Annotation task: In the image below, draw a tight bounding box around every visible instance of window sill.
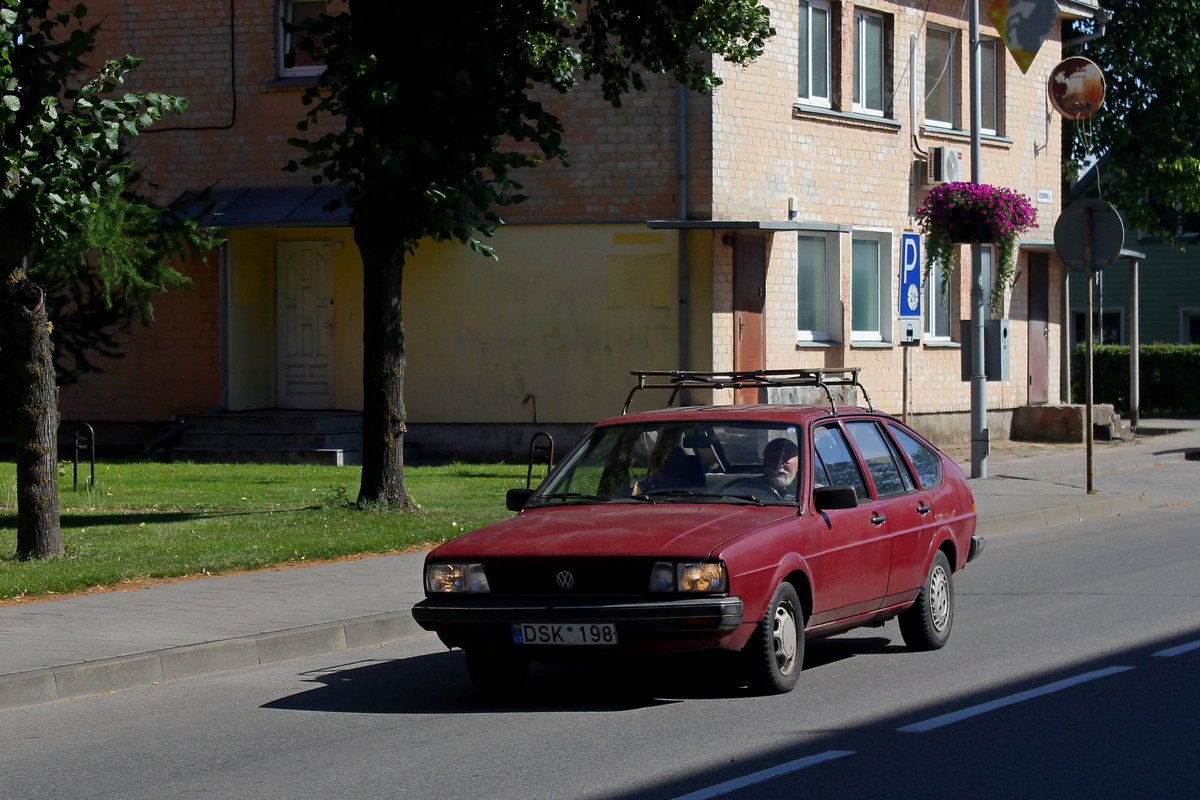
[264,76,321,92]
[919,124,1013,147]
[793,104,903,131]
[849,340,895,349]
[795,339,841,348]
[923,339,961,348]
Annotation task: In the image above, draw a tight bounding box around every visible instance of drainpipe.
[677,81,690,374]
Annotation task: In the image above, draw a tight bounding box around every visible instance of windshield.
[532,421,801,506]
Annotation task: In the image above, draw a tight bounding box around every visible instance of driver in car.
[761,437,800,501]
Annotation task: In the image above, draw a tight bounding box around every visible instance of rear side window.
[812,425,870,501]
[888,424,944,489]
[846,421,914,498]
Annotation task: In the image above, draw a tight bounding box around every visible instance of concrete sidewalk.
[3,420,1199,711]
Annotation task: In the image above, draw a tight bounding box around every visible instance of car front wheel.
[743,581,803,694]
[899,550,954,650]
[464,650,530,698]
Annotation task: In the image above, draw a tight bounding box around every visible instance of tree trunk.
[0,222,63,559]
[355,214,416,510]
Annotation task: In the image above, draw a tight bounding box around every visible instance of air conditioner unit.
[925,146,963,185]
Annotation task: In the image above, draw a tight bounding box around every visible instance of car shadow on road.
[263,635,904,715]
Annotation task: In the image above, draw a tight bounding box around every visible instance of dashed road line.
[897,666,1135,733]
[665,751,856,800]
[1153,639,1200,658]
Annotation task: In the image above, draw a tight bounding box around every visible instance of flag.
[987,0,1059,73]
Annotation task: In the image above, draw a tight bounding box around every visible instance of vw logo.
[556,571,575,590]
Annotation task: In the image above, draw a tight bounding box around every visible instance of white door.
[276,241,334,409]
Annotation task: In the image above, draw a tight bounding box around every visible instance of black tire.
[464,650,530,697]
[899,550,954,650]
[742,581,804,694]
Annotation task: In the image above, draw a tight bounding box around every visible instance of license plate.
[512,622,617,646]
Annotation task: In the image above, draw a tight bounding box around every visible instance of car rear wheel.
[743,581,803,694]
[464,650,530,697]
[899,550,954,650]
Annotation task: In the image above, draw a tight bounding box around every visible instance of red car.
[413,370,982,695]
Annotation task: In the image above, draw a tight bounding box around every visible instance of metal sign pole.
[969,0,988,479]
[1084,208,1095,493]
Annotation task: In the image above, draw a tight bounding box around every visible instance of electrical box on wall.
[960,319,1010,382]
[925,147,963,185]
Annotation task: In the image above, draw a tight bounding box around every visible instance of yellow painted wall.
[224,228,363,411]
[403,224,685,423]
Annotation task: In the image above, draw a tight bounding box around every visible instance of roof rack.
[622,368,873,415]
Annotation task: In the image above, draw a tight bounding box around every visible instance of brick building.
[60,0,1104,459]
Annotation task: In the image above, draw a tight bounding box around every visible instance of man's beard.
[768,469,793,491]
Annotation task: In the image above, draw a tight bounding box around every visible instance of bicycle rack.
[525,431,555,489]
[74,423,96,491]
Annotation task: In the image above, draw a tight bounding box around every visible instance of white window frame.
[924,254,953,340]
[980,38,1002,135]
[797,232,840,343]
[853,9,886,117]
[924,25,957,129]
[851,230,893,342]
[798,0,833,108]
[278,0,326,79]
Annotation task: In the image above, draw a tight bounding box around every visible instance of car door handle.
[871,513,887,526]
[917,503,932,515]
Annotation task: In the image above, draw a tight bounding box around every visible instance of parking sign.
[899,232,922,345]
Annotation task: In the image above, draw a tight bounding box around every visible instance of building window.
[798,0,833,107]
[924,256,953,340]
[279,0,326,79]
[1185,309,1200,343]
[851,233,891,341]
[1072,309,1124,345]
[980,38,1002,135]
[798,234,836,341]
[853,9,886,116]
[925,26,957,128]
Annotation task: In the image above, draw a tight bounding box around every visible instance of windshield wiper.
[534,492,613,504]
[632,489,764,506]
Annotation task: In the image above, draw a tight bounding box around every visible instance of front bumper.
[412,594,745,650]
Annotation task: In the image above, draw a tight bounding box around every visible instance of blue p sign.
[900,232,922,318]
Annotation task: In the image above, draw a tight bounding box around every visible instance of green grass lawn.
[0,459,532,601]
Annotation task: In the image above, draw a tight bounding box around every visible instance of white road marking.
[897,666,1135,733]
[666,750,856,800]
[1153,640,1200,658]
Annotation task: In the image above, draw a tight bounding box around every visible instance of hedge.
[1071,344,1200,417]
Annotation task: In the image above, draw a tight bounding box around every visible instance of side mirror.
[813,485,858,511]
[506,488,535,512]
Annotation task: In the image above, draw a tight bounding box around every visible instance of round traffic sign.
[1054,199,1124,273]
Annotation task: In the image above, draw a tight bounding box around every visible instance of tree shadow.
[0,506,323,531]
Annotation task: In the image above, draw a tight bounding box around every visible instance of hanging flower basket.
[916,182,1037,313]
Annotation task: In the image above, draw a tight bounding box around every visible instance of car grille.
[484,560,654,597]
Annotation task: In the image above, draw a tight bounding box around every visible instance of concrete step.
[191,412,362,434]
[178,431,363,450]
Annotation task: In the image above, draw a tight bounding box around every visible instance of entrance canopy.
[172,187,350,229]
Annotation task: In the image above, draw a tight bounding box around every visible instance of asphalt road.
[3,503,1199,800]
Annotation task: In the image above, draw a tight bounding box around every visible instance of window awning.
[172,187,350,229]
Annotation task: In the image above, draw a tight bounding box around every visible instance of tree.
[287,1,774,509]
[1064,1,1200,237]
[0,2,195,559]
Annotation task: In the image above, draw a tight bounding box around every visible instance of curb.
[974,493,1155,537]
[0,611,423,712]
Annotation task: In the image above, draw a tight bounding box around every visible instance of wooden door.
[277,241,334,409]
[1027,252,1050,405]
[733,235,766,404]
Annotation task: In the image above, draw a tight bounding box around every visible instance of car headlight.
[425,563,490,594]
[648,561,727,593]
